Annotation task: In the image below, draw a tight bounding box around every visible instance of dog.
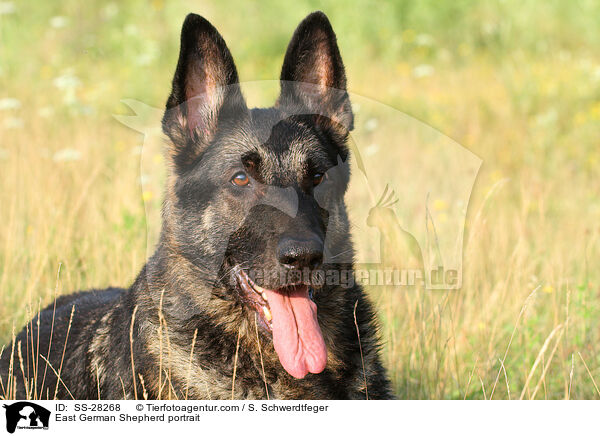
[0,11,393,400]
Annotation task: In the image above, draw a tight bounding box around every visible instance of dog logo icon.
[2,402,50,433]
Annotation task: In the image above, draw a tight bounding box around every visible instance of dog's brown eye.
[312,173,324,186]
[231,171,249,186]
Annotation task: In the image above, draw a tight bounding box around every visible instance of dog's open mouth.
[234,268,327,379]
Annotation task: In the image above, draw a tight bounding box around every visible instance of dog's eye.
[231,171,250,187]
[312,173,325,186]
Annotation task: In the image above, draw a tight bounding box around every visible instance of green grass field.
[1,0,599,399]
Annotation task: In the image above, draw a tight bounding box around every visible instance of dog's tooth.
[262,306,272,322]
[261,292,268,301]
[253,282,267,293]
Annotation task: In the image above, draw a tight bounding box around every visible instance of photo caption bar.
[0,400,595,435]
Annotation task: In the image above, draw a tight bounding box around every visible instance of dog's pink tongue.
[264,285,327,379]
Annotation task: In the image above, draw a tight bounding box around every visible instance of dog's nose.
[278,235,324,270]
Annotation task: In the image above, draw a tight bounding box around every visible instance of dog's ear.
[277,11,353,140]
[162,14,247,168]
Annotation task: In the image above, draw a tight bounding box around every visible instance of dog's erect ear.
[277,12,353,139]
[162,14,247,168]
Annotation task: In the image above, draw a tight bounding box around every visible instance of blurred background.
[0,0,599,399]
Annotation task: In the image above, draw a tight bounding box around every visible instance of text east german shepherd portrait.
[0,12,393,400]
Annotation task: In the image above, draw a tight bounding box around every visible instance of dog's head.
[161,12,354,378]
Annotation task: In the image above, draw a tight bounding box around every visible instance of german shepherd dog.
[0,12,393,399]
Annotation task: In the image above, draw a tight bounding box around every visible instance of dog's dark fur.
[0,12,393,400]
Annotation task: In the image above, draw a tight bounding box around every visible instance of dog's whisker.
[327,248,354,260]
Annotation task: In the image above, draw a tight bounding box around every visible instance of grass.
[1,0,599,399]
